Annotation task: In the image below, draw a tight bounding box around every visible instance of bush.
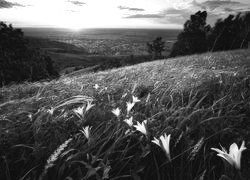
[0,22,58,86]
[208,12,250,51]
[170,11,250,57]
[170,11,210,57]
[147,37,165,59]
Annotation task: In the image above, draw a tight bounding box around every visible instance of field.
[24,28,180,74]
[1,48,250,180]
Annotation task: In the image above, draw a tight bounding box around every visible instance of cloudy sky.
[0,0,250,29]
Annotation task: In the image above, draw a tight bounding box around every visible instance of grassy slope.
[1,49,250,180]
[1,49,250,104]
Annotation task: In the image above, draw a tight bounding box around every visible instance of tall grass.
[1,49,250,180]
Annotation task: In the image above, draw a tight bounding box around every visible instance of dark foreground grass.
[1,49,250,180]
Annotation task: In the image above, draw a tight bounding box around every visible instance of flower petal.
[229,143,239,160]
[217,153,235,167]
[211,148,226,155]
[152,137,160,147]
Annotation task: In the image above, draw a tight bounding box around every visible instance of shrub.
[147,37,165,59]
[208,12,250,51]
[170,11,250,57]
[0,22,58,86]
[170,11,210,57]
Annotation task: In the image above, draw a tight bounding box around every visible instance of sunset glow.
[0,0,250,29]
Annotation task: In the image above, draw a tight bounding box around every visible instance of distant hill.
[26,36,88,54]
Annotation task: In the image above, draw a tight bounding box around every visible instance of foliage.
[147,37,165,59]
[170,11,250,57]
[208,12,250,51]
[0,49,250,180]
[0,22,58,86]
[170,11,210,57]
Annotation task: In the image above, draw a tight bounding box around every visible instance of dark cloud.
[68,0,86,6]
[0,0,24,9]
[124,0,250,26]
[194,0,242,11]
[118,6,145,11]
[124,14,164,19]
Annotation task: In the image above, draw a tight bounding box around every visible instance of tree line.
[148,11,250,58]
[0,22,58,86]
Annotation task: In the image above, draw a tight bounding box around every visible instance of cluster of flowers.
[79,94,247,170]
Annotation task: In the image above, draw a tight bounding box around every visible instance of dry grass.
[1,49,250,180]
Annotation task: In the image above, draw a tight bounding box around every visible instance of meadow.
[1,48,250,180]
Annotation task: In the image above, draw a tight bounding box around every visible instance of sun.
[69,24,83,31]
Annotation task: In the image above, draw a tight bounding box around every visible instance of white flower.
[85,101,95,112]
[152,137,160,146]
[80,126,92,140]
[132,96,140,103]
[152,133,171,161]
[73,106,85,117]
[211,141,247,169]
[94,84,99,90]
[134,120,147,136]
[126,102,135,114]
[124,117,133,127]
[47,107,54,115]
[112,108,121,117]
[28,114,32,120]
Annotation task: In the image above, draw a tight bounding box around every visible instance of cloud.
[66,9,80,13]
[124,0,250,26]
[0,0,24,8]
[194,0,242,11]
[124,14,164,19]
[118,6,145,11]
[68,0,86,6]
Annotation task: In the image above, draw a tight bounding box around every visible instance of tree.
[208,12,250,51]
[170,11,211,57]
[0,21,58,86]
[147,37,165,59]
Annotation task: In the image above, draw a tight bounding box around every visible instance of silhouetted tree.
[208,12,250,51]
[170,11,211,57]
[147,37,165,59]
[0,22,58,86]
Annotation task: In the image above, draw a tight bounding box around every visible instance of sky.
[0,0,250,29]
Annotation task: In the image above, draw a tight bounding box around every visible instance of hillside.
[1,49,250,180]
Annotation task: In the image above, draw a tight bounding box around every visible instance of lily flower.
[124,117,133,127]
[126,102,135,115]
[152,137,160,146]
[80,126,92,140]
[132,96,140,103]
[152,133,171,161]
[211,141,246,169]
[73,106,85,117]
[85,101,95,112]
[28,114,32,121]
[112,108,121,117]
[93,84,99,90]
[47,107,54,115]
[134,120,147,136]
